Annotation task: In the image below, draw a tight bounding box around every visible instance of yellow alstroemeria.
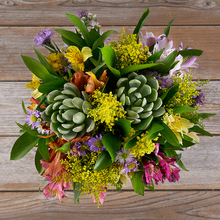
[25,73,43,99]
[163,113,200,144]
[64,46,92,72]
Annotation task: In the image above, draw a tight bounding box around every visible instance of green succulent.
[115,72,165,124]
[41,83,95,141]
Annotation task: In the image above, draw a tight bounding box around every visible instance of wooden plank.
[0,26,219,80]
[0,190,220,220]
[2,136,220,191]
[0,0,220,26]
[0,81,218,135]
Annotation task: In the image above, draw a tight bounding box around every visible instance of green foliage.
[131,171,145,196]
[93,151,112,170]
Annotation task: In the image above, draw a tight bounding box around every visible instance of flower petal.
[81,47,92,62]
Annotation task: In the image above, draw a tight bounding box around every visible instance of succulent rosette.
[11,8,215,207]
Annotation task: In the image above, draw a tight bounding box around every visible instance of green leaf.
[161,83,179,105]
[181,137,196,148]
[178,49,203,58]
[35,149,44,174]
[133,7,149,43]
[163,18,175,37]
[33,47,59,77]
[66,13,91,46]
[21,55,55,82]
[56,142,71,154]
[198,113,216,120]
[92,30,117,51]
[189,125,213,137]
[150,50,177,75]
[114,119,131,137]
[124,131,142,150]
[147,121,164,140]
[173,106,196,114]
[163,142,183,151]
[100,46,121,78]
[120,63,160,76]
[36,94,47,111]
[146,180,155,191]
[92,62,106,75]
[10,132,39,160]
[131,171,145,196]
[16,122,39,137]
[156,119,181,148]
[38,138,49,162]
[163,148,177,158]
[22,100,27,114]
[93,150,112,170]
[132,115,154,131]
[38,78,66,94]
[148,50,164,62]
[56,29,85,48]
[177,159,188,171]
[73,182,82,204]
[116,179,123,191]
[101,132,121,162]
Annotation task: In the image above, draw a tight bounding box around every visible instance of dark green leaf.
[94,150,112,170]
[163,142,183,151]
[66,14,91,46]
[38,78,65,94]
[38,138,49,162]
[163,18,175,37]
[92,30,117,51]
[92,62,106,75]
[161,83,179,105]
[73,182,82,204]
[189,125,213,137]
[22,100,27,114]
[148,50,164,62]
[133,7,149,43]
[33,47,59,77]
[150,50,177,75]
[163,148,177,158]
[131,171,145,196]
[16,122,39,137]
[178,49,203,58]
[177,159,188,171]
[147,121,164,140]
[114,119,131,137]
[116,179,123,191]
[56,29,85,48]
[198,113,216,120]
[132,115,153,131]
[124,131,142,150]
[120,63,160,76]
[101,132,121,162]
[173,106,196,114]
[36,94,47,111]
[56,142,71,154]
[145,180,155,191]
[21,55,55,82]
[181,138,196,148]
[35,149,44,174]
[10,132,39,160]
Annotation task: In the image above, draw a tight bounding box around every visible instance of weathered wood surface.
[0,0,220,26]
[0,0,220,219]
[1,26,220,80]
[1,190,220,220]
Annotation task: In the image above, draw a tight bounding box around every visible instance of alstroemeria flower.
[92,186,107,205]
[64,46,92,72]
[70,70,89,91]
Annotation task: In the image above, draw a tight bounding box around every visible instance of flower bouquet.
[11,8,215,206]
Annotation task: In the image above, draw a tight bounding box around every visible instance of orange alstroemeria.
[70,70,89,91]
[27,97,46,110]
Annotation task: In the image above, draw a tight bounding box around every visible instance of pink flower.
[92,186,107,205]
[43,184,67,202]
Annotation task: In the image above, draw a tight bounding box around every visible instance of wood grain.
[1,190,220,220]
[2,135,220,191]
[0,26,219,80]
[0,0,220,26]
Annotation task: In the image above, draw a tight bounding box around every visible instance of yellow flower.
[46,53,64,72]
[64,46,92,72]
[163,113,199,144]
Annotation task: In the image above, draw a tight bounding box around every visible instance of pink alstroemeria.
[92,186,107,205]
[43,184,67,202]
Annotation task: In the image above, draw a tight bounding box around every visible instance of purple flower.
[193,92,206,106]
[122,161,138,175]
[115,149,134,164]
[26,110,41,130]
[85,134,106,152]
[34,29,54,46]
[77,10,89,20]
[71,142,87,157]
[157,76,173,88]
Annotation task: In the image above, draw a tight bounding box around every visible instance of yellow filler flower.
[64,46,92,72]
[25,73,42,99]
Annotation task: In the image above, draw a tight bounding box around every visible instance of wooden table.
[0,1,219,219]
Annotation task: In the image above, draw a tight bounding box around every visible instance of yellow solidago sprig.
[62,151,120,206]
[109,28,150,70]
[163,113,200,144]
[46,52,65,73]
[129,131,158,160]
[88,90,126,131]
[64,46,92,72]
[25,73,43,99]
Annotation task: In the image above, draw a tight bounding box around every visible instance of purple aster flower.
[157,76,173,88]
[71,142,87,157]
[193,92,206,106]
[122,161,139,175]
[26,110,41,130]
[85,134,106,152]
[34,29,54,46]
[77,10,89,20]
[115,149,134,164]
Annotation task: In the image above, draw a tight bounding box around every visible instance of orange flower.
[70,70,89,91]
